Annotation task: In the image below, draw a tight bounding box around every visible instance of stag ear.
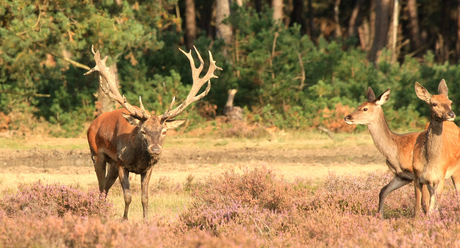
[438,79,448,96]
[164,119,187,130]
[366,87,376,101]
[122,113,142,126]
[374,89,391,106]
[415,82,432,103]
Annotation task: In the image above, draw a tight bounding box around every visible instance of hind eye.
[363,108,368,111]
[161,130,167,135]
[432,103,438,107]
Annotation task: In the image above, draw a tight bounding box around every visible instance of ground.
[0,132,388,190]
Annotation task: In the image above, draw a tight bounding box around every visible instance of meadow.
[0,131,459,247]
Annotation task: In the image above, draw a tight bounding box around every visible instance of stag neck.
[367,111,398,157]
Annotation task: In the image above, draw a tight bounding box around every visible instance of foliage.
[2,1,460,137]
[0,181,113,218]
[3,171,460,246]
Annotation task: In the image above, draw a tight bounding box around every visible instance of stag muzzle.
[148,144,162,155]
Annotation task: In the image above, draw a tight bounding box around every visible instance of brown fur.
[344,87,426,218]
[87,108,185,220]
[413,80,460,215]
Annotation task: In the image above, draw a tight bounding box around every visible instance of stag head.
[85,46,222,156]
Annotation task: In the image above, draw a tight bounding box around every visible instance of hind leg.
[104,161,119,194]
[94,153,107,193]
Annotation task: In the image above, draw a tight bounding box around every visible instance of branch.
[35,42,91,70]
[0,90,50,97]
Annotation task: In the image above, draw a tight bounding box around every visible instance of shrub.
[0,181,113,218]
[189,166,306,212]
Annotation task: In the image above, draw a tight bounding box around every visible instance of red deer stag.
[344,87,429,218]
[413,80,460,215]
[85,46,222,220]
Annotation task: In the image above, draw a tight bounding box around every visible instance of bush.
[0,181,113,218]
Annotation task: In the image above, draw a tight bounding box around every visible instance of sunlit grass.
[109,192,192,221]
[0,130,378,151]
[0,137,89,150]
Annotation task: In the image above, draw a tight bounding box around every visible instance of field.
[1,131,460,247]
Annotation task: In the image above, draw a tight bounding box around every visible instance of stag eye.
[363,108,368,111]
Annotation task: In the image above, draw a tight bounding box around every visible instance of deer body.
[412,80,460,214]
[88,109,161,174]
[344,88,425,218]
[85,46,221,220]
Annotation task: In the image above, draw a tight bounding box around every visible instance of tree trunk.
[457,0,460,60]
[368,0,390,65]
[97,63,119,114]
[334,0,342,37]
[389,0,399,63]
[440,0,452,62]
[307,0,315,40]
[272,0,283,23]
[368,0,376,50]
[407,0,422,56]
[216,0,233,54]
[224,89,244,121]
[291,0,306,34]
[185,0,196,50]
[348,0,364,38]
[255,0,263,13]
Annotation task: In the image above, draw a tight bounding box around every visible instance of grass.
[0,130,376,150]
[0,130,381,222]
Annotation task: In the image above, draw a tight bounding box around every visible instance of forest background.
[1,0,460,137]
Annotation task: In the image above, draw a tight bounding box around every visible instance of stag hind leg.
[118,165,131,220]
[104,161,118,194]
[94,153,108,193]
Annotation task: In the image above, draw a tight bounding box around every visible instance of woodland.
[1,0,460,136]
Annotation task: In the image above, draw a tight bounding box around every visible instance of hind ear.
[374,89,391,106]
[438,79,448,96]
[415,82,432,103]
[122,113,142,126]
[164,119,187,130]
[366,87,376,101]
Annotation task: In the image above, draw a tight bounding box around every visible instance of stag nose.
[148,144,162,155]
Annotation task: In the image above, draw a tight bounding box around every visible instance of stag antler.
[85,46,150,119]
[161,46,222,121]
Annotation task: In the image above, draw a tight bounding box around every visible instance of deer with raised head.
[85,46,222,220]
[344,87,429,218]
[413,80,460,215]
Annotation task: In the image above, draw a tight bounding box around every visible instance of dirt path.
[0,137,389,189]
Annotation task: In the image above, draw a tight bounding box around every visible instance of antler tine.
[139,96,151,118]
[160,48,222,121]
[161,96,176,121]
[85,47,148,119]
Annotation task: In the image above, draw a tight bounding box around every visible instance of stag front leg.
[118,166,132,220]
[141,167,154,221]
[426,182,439,213]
